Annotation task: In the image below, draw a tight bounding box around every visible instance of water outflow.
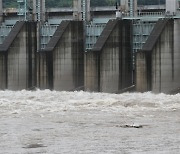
[0,90,180,153]
[0,90,179,113]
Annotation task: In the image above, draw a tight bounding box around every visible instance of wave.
[0,90,180,116]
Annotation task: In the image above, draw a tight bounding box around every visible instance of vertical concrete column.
[134,0,138,17]
[32,0,45,51]
[0,54,6,90]
[85,52,99,92]
[173,19,180,91]
[32,0,41,52]
[87,0,91,22]
[136,52,148,92]
[166,0,177,15]
[32,0,45,22]
[125,0,129,12]
[32,0,37,21]
[41,0,46,22]
[120,0,129,13]
[129,0,137,17]
[130,0,133,17]
[0,0,3,23]
[73,0,82,20]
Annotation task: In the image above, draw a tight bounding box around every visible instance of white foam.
[0,90,180,117]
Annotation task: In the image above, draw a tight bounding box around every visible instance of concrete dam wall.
[0,21,37,90]
[0,18,179,94]
[0,20,84,91]
[136,18,180,93]
[85,19,133,93]
[38,20,84,91]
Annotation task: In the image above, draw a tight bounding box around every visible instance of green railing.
[0,24,14,44]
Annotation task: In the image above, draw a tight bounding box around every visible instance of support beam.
[130,0,137,17]
[87,0,91,22]
[41,0,46,22]
[73,0,82,20]
[32,0,37,21]
[130,0,133,17]
[166,0,177,15]
[32,0,46,22]
[0,0,2,23]
[120,0,129,12]
[120,0,137,16]
[134,0,137,17]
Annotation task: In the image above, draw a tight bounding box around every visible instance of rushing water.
[0,90,180,154]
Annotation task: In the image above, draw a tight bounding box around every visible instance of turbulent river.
[0,90,180,154]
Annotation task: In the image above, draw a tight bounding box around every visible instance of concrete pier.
[0,21,37,90]
[38,20,84,91]
[136,18,180,93]
[85,19,133,93]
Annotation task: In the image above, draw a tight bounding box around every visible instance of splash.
[0,90,179,117]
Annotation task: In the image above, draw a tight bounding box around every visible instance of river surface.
[0,90,180,154]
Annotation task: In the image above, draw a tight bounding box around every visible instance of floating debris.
[23,143,47,149]
[116,124,144,129]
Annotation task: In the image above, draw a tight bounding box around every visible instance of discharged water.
[0,90,180,154]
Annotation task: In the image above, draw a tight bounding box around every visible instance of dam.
[0,0,180,94]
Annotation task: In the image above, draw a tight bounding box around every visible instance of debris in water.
[116,124,144,128]
[23,143,47,149]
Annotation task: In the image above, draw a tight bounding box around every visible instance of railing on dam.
[85,20,156,53]
[137,12,165,17]
[0,20,158,53]
[133,21,156,53]
[0,22,59,50]
[40,24,59,49]
[0,24,13,44]
[176,10,180,17]
[1,9,179,50]
[39,22,106,50]
[86,24,106,50]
